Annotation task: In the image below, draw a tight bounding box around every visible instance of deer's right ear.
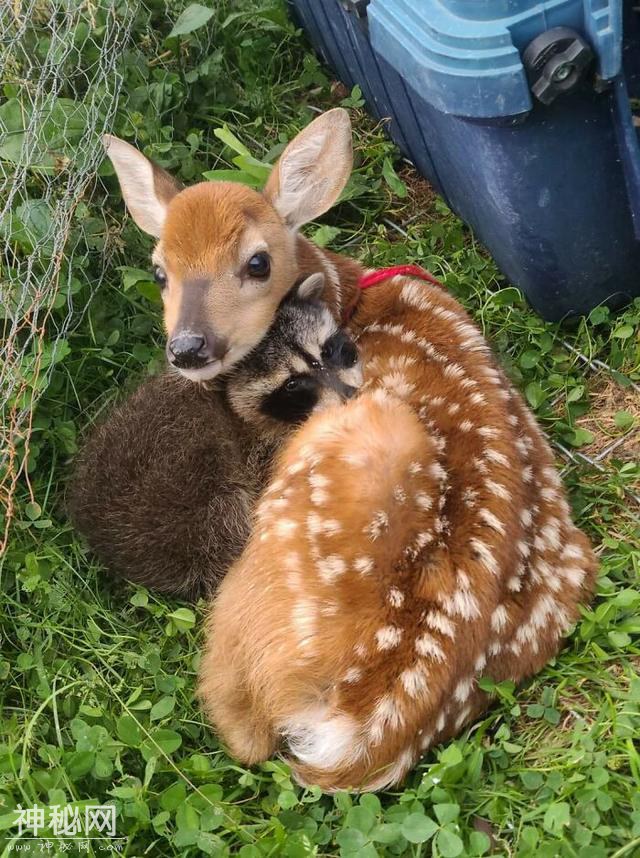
[102,135,183,238]
[263,108,352,230]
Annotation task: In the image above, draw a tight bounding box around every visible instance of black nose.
[168,333,207,369]
[321,331,358,369]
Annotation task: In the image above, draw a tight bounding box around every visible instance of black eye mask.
[260,375,320,424]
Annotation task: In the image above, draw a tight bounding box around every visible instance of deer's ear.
[263,108,352,230]
[103,135,183,238]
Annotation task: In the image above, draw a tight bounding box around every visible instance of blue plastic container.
[289,0,640,320]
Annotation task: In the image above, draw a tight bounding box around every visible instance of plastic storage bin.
[289,0,640,321]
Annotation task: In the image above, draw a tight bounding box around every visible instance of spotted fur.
[200,268,597,792]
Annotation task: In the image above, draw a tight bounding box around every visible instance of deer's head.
[103,110,353,381]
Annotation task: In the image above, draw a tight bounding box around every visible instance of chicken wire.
[0,0,137,552]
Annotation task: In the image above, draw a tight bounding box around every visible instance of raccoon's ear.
[296,272,325,301]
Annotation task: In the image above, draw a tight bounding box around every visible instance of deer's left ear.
[263,109,352,230]
[103,135,183,238]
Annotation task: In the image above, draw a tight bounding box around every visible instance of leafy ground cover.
[1,2,639,856]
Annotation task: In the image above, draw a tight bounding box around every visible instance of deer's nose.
[168,333,208,369]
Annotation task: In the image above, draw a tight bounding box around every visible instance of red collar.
[343,264,444,322]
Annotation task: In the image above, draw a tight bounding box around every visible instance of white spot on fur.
[563,566,586,588]
[309,473,330,490]
[408,461,423,475]
[477,426,499,439]
[455,705,472,730]
[415,633,445,662]
[541,486,560,502]
[562,543,585,561]
[425,610,456,638]
[392,485,408,505]
[485,479,511,501]
[520,508,533,527]
[436,710,446,732]
[400,666,428,698]
[343,667,362,684]
[354,555,374,576]
[470,538,499,576]
[448,402,461,416]
[485,448,509,467]
[369,694,404,744]
[454,677,473,703]
[376,626,403,650]
[474,653,487,672]
[443,362,466,380]
[430,462,447,482]
[459,420,474,432]
[441,587,481,621]
[283,707,360,771]
[306,513,322,536]
[388,587,405,608]
[316,555,346,583]
[275,518,297,538]
[479,508,506,534]
[490,604,509,632]
[365,510,389,541]
[419,731,434,750]
[473,457,489,475]
[539,519,562,551]
[462,487,479,508]
[380,372,415,399]
[311,488,329,506]
[415,492,433,511]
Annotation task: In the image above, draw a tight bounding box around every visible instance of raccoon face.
[226,274,362,435]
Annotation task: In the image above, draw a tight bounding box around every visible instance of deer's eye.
[246,252,270,279]
[153,266,167,288]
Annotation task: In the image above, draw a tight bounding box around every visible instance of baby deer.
[103,109,362,381]
[69,274,361,600]
[198,173,598,791]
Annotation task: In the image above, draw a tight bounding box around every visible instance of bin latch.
[523,27,595,105]
[341,0,370,17]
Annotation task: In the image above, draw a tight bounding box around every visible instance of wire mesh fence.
[0,0,137,552]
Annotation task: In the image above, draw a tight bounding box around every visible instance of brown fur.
[199,270,598,791]
[68,372,273,600]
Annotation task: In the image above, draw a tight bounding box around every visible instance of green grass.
[2,2,640,856]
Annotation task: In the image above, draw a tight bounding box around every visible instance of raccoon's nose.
[168,333,208,369]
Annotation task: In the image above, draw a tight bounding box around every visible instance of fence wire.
[0,0,137,552]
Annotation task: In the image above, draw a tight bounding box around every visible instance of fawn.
[194,127,598,793]
[69,274,362,599]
